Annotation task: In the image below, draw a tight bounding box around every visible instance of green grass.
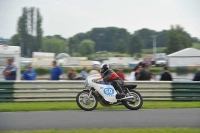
[0,128,200,133]
[0,101,200,112]
[192,43,200,50]
[93,52,130,58]
[142,47,166,54]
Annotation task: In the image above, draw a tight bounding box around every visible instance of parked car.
[155,58,167,67]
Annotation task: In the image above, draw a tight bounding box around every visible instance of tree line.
[10,7,200,57]
[10,7,43,56]
[68,26,199,56]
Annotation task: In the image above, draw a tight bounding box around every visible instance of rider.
[97,64,125,98]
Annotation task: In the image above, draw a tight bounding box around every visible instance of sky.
[0,0,200,39]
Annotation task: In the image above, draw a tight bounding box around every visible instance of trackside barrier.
[0,81,200,102]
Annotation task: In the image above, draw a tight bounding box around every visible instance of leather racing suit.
[101,69,125,97]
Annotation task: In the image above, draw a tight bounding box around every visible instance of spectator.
[193,68,200,81]
[138,61,145,67]
[116,68,125,81]
[137,64,156,81]
[160,66,172,81]
[22,65,37,80]
[68,68,77,80]
[88,65,99,76]
[50,61,64,80]
[80,67,88,79]
[3,58,17,80]
[129,65,142,81]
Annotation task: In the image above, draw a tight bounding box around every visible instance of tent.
[167,48,200,67]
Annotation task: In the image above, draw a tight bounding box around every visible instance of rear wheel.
[122,90,143,110]
[76,90,98,111]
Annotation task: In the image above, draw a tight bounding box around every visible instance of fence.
[0,81,200,102]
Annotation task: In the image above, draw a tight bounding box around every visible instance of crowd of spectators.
[2,59,200,81]
[128,62,172,81]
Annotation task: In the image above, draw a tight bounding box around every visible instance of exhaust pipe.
[117,96,134,100]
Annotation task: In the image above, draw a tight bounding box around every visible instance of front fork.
[88,89,92,98]
[86,87,94,98]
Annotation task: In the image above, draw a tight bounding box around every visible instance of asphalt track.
[0,108,200,131]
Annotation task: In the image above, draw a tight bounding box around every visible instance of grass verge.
[142,47,166,54]
[192,43,200,50]
[0,128,200,133]
[0,101,200,112]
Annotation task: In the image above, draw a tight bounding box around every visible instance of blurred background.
[0,0,200,81]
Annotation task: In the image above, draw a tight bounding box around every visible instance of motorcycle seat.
[122,84,137,89]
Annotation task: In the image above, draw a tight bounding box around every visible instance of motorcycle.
[76,74,143,111]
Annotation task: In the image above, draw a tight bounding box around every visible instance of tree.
[10,34,20,46]
[17,7,28,56]
[89,27,130,52]
[68,27,130,53]
[134,28,156,49]
[17,7,43,57]
[166,29,183,54]
[191,37,200,43]
[156,30,168,47]
[36,8,43,52]
[134,28,170,49]
[30,7,34,35]
[78,39,95,56]
[116,39,127,53]
[68,36,79,55]
[166,25,192,54]
[42,37,66,55]
[128,35,142,57]
[54,35,66,41]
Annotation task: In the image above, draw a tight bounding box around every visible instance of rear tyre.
[122,90,143,110]
[76,90,98,111]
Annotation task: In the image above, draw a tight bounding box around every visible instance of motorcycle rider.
[97,64,125,98]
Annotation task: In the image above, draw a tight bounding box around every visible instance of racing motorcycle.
[76,74,143,111]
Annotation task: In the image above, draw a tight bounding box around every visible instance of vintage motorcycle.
[76,74,143,111]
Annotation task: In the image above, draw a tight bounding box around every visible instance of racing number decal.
[104,88,114,95]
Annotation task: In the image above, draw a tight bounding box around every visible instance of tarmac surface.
[0,108,200,131]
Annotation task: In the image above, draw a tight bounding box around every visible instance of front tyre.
[76,90,98,111]
[123,90,143,110]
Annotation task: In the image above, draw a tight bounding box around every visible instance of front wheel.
[122,90,143,110]
[76,90,98,111]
